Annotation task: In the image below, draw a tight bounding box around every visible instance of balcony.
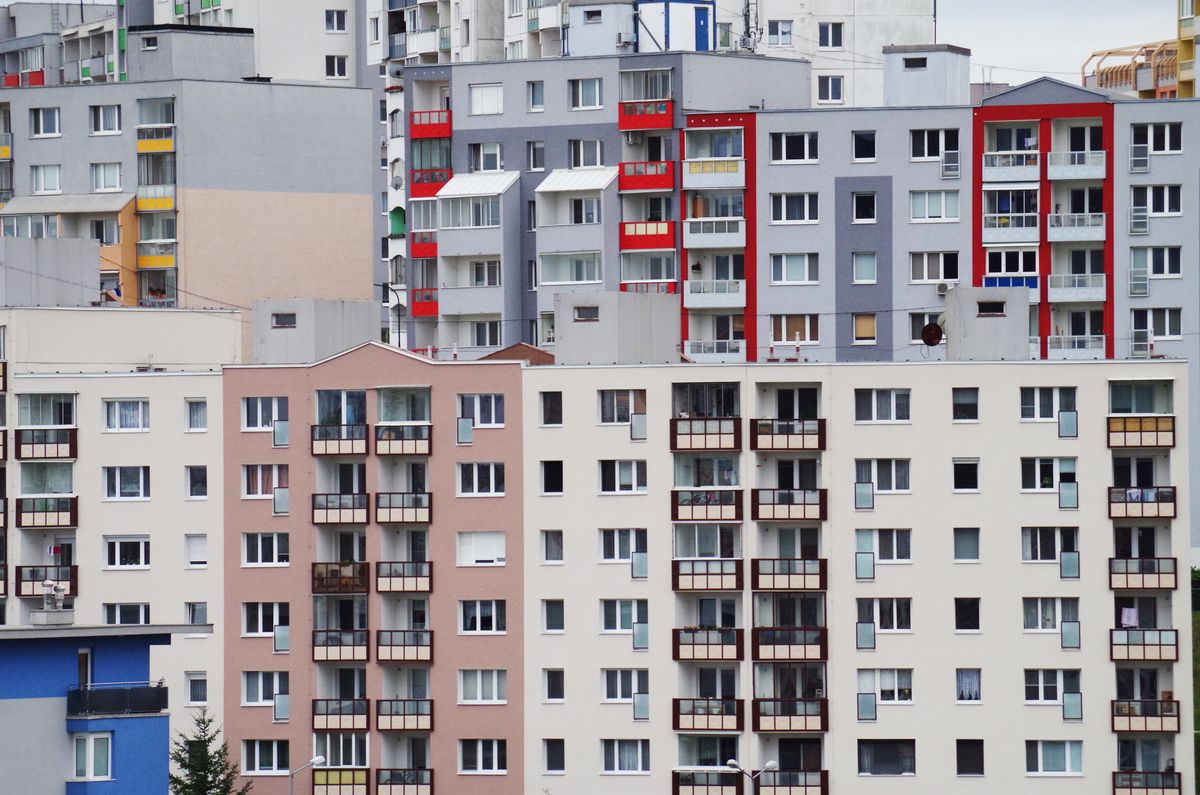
[136,241,176,269]
[682,339,745,364]
[1113,771,1182,795]
[409,109,451,139]
[66,683,168,716]
[621,280,677,294]
[618,99,674,131]
[682,158,745,189]
[751,559,827,591]
[619,161,674,192]
[1048,150,1107,180]
[673,771,743,795]
[1111,699,1181,733]
[672,628,743,661]
[0,132,10,160]
[136,184,175,212]
[136,125,175,153]
[683,218,745,249]
[15,428,77,459]
[751,489,827,521]
[1110,628,1178,661]
[312,493,370,524]
[377,561,432,592]
[684,279,746,310]
[751,627,827,661]
[311,424,369,455]
[670,417,741,451]
[314,769,369,795]
[410,288,438,317]
[312,698,370,730]
[16,497,78,529]
[671,489,743,521]
[376,629,433,662]
[378,699,433,731]
[752,698,828,732]
[409,230,437,258]
[1110,558,1177,590]
[671,559,743,591]
[981,151,1039,181]
[1109,486,1176,519]
[1047,334,1105,360]
[15,565,77,597]
[673,698,744,731]
[312,562,370,594]
[376,492,432,524]
[377,769,432,795]
[750,419,825,451]
[619,220,675,250]
[312,629,370,662]
[1107,416,1174,448]
[757,771,828,795]
[1048,272,1105,303]
[983,274,1039,300]
[387,33,406,59]
[981,213,1039,244]
[409,168,451,198]
[376,424,431,455]
[1048,212,1106,241]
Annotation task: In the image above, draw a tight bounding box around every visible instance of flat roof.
[882,43,972,56]
[0,623,210,641]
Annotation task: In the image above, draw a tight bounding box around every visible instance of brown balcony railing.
[376,561,432,592]
[311,424,369,455]
[1109,486,1176,519]
[376,492,432,523]
[312,629,369,662]
[377,629,433,663]
[671,489,743,521]
[751,489,827,521]
[670,417,741,451]
[311,493,370,524]
[757,770,829,795]
[1111,699,1180,733]
[1112,771,1182,794]
[312,562,369,594]
[15,497,77,528]
[377,768,432,795]
[673,770,743,795]
[672,628,744,661]
[752,698,828,732]
[673,698,744,731]
[751,627,828,661]
[312,698,370,730]
[1110,628,1178,662]
[376,424,432,456]
[15,427,77,459]
[1107,415,1175,448]
[1109,558,1177,590]
[16,564,77,597]
[750,419,826,451]
[377,698,433,732]
[671,559,742,591]
[752,559,827,591]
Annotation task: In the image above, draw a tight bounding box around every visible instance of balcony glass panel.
[1058,481,1078,509]
[1061,620,1081,649]
[1062,691,1082,720]
[630,551,648,579]
[1060,550,1080,579]
[1058,410,1078,438]
[855,551,875,580]
[854,482,874,510]
[632,622,649,650]
[856,622,875,649]
[272,419,289,447]
[857,692,877,721]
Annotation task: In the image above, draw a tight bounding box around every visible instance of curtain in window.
[858,741,876,773]
[1041,599,1057,629]
[956,669,981,700]
[120,401,142,429]
[855,460,872,484]
[1042,741,1066,772]
[22,462,72,494]
[1061,598,1079,623]
[188,401,207,429]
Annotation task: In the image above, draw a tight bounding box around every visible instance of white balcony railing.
[982,152,1040,168]
[687,279,743,295]
[1047,273,1105,290]
[684,340,745,355]
[1047,151,1105,168]
[1048,212,1105,229]
[983,213,1038,229]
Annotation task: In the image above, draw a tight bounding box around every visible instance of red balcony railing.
[1107,415,1175,448]
[750,419,826,451]
[15,564,77,597]
[376,629,433,663]
[409,230,437,258]
[752,559,827,591]
[409,168,451,198]
[1112,771,1182,795]
[757,770,829,795]
[1109,486,1176,519]
[670,417,741,451]
[378,699,433,732]
[409,109,452,138]
[375,492,432,524]
[1111,699,1181,733]
[752,698,828,732]
[312,698,370,730]
[16,497,78,528]
[751,627,828,662]
[311,424,369,456]
[672,559,743,591]
[312,562,370,594]
[312,629,370,662]
[619,220,675,250]
[751,489,828,521]
[410,287,439,317]
[619,160,675,192]
[673,698,744,731]
[377,768,432,795]
[1109,558,1177,590]
[619,280,677,294]
[375,424,431,456]
[672,628,743,661]
[671,489,743,522]
[618,99,674,130]
[311,493,370,524]
[15,427,77,459]
[673,770,743,795]
[376,561,432,593]
[1110,628,1178,662]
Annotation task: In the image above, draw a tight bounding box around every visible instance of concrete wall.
[944,286,1030,361]
[883,47,971,108]
[251,299,379,364]
[0,238,99,307]
[126,28,256,82]
[554,290,681,364]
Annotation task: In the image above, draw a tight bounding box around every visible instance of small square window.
[853,130,876,160]
[954,598,980,631]
[956,739,984,775]
[952,388,978,421]
[583,9,602,22]
[953,459,979,491]
[953,528,980,562]
[542,530,564,562]
[541,461,564,494]
[574,305,600,322]
[977,301,1005,316]
[186,671,208,705]
[271,313,297,329]
[853,192,877,223]
[544,599,565,632]
[545,669,565,701]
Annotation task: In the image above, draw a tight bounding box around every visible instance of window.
[1133,307,1182,339]
[31,107,60,136]
[244,533,289,566]
[954,599,980,632]
[956,740,984,776]
[90,163,123,195]
[243,397,288,430]
[541,392,562,425]
[105,466,151,499]
[771,253,818,284]
[904,56,927,69]
[1133,184,1181,215]
[21,462,73,495]
[471,320,501,347]
[769,132,818,163]
[104,603,150,625]
[457,531,506,566]
[460,393,505,427]
[443,196,501,228]
[911,190,960,221]
[105,537,150,568]
[911,251,960,282]
[543,599,565,632]
[461,739,507,774]
[569,78,603,109]
[184,672,207,705]
[141,35,158,50]
[602,739,650,772]
[90,104,121,134]
[528,140,545,171]
[542,461,564,494]
[767,19,792,45]
[858,740,915,775]
[569,197,601,224]
[602,528,647,561]
[853,313,877,344]
[31,164,61,194]
[604,669,649,701]
[853,193,877,223]
[458,463,505,495]
[186,601,208,625]
[270,312,297,330]
[313,732,367,768]
[853,131,875,160]
[771,314,819,345]
[987,249,1037,275]
[528,80,544,111]
[468,143,502,173]
[242,740,289,773]
[855,389,910,423]
[1024,669,1080,703]
[1021,527,1078,562]
[243,602,289,636]
[818,21,843,48]
[545,739,565,773]
[953,459,979,491]
[568,139,602,168]
[242,464,287,498]
[184,400,207,432]
[858,668,913,703]
[977,300,1006,317]
[852,252,877,284]
[3,213,58,238]
[469,83,504,115]
[770,193,818,223]
[600,389,644,424]
[583,8,602,22]
[1133,246,1181,277]
[104,399,150,431]
[600,460,647,493]
[461,600,507,633]
[73,733,111,780]
[325,55,347,78]
[910,129,959,159]
[953,528,980,562]
[1020,387,1075,420]
[1025,740,1082,775]
[542,530,564,562]
[325,10,347,31]
[602,599,647,631]
[856,529,912,563]
[856,459,910,492]
[1019,457,1076,491]
[1022,597,1079,631]
[1133,122,1182,153]
[91,219,119,245]
[858,597,912,631]
[369,16,379,41]
[460,669,507,703]
[952,388,978,421]
[185,535,208,567]
[243,671,289,706]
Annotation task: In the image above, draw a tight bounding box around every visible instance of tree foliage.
[169,707,253,795]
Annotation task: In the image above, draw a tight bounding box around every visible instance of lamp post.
[726,759,778,794]
[289,755,326,795]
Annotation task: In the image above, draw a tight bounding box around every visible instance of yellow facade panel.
[136,138,175,153]
[137,254,176,269]
[136,197,175,212]
[0,146,10,160]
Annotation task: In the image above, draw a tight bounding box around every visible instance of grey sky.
[935,0,1178,87]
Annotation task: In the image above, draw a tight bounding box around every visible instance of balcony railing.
[15,427,77,459]
[1110,628,1178,661]
[376,629,433,662]
[618,160,674,192]
[67,683,168,716]
[376,424,431,455]
[1107,415,1174,448]
[751,558,827,591]
[311,493,370,524]
[311,424,369,455]
[618,99,674,130]
[1109,486,1176,519]
[1049,212,1106,229]
[1112,771,1182,795]
[756,770,828,795]
[750,418,825,451]
[620,280,677,294]
[683,279,746,310]
[670,417,741,451]
[982,151,1040,169]
[1047,334,1105,359]
[1109,557,1177,590]
[15,497,78,529]
[982,212,1038,228]
[409,168,452,198]
[682,158,746,190]
[376,492,432,523]
[312,629,370,662]
[136,184,176,211]
[1047,272,1106,300]
[752,698,828,732]
[135,125,175,153]
[15,564,77,597]
[377,561,432,592]
[409,109,451,139]
[619,220,675,250]
[673,698,743,731]
[377,768,432,795]
[312,698,370,730]
[1111,699,1180,733]
[751,489,827,521]
[751,627,827,661]
[312,562,370,594]
[378,698,433,731]
[671,559,743,591]
[409,230,437,258]
[682,339,746,362]
[671,489,743,521]
[314,768,369,795]
[410,287,439,317]
[673,770,743,795]
[672,628,743,661]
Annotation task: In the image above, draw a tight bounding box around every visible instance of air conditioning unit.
[616,31,635,45]
[936,281,951,296]
[623,130,643,146]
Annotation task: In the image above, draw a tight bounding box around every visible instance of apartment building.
[0,306,239,742]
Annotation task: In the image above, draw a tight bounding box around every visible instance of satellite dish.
[920,323,944,347]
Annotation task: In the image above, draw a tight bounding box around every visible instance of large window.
[770,193,818,223]
[243,602,289,636]
[1021,597,1079,631]
[855,389,910,423]
[1132,122,1182,153]
[105,537,150,568]
[242,740,288,773]
[540,253,600,284]
[600,460,647,493]
[242,464,287,498]
[911,190,959,221]
[20,462,73,495]
[771,253,818,284]
[31,107,60,136]
[89,104,121,134]
[244,533,289,566]
[1025,740,1082,775]
[461,599,507,633]
[602,739,650,772]
[619,69,670,101]
[458,463,505,496]
[243,671,289,706]
[621,252,675,282]
[104,603,150,625]
[90,162,121,192]
[104,466,151,500]
[568,78,603,109]
[856,459,910,492]
[910,251,959,282]
[910,129,959,159]
[568,139,602,167]
[469,84,504,115]
[460,669,508,703]
[604,669,649,701]
[314,732,367,768]
[858,598,912,631]
[771,314,818,344]
[766,19,792,45]
[602,528,647,561]
[242,397,288,430]
[31,164,61,194]
[1024,669,1080,703]
[442,196,501,228]
[460,739,507,773]
[1021,527,1078,562]
[104,399,149,431]
[857,669,913,703]
[858,740,915,775]
[769,132,818,163]
[1020,387,1075,420]
[73,733,111,780]
[602,599,647,631]
[460,394,505,427]
[599,390,644,424]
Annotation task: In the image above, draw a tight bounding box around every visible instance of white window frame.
[104,399,150,431]
[72,733,112,781]
[243,532,289,567]
[89,104,121,135]
[1021,597,1079,632]
[568,139,603,168]
[104,465,151,500]
[910,251,960,283]
[770,313,819,345]
[242,464,287,499]
[242,601,288,637]
[1023,668,1080,704]
[324,54,348,79]
[242,396,287,431]
[104,602,151,625]
[31,164,62,194]
[852,193,877,224]
[852,251,877,284]
[325,9,347,32]
[456,530,506,566]
[770,192,819,224]
[601,598,647,632]
[242,739,289,774]
[601,528,647,562]
[1021,527,1078,563]
[186,399,208,431]
[766,19,792,46]
[185,534,208,568]
[599,389,642,425]
[185,671,208,705]
[459,669,508,704]
[910,190,960,222]
[855,389,911,423]
[1025,740,1083,776]
[599,459,647,494]
[460,599,507,634]
[459,393,505,428]
[313,732,368,768]
[242,671,289,707]
[1133,246,1182,278]
[862,597,912,632]
[769,131,818,164]
[770,253,818,284]
[857,668,913,703]
[104,536,150,569]
[1019,457,1076,492]
[817,75,843,104]
[817,21,843,49]
[1020,387,1075,421]
[601,738,651,773]
[568,77,603,110]
[90,162,121,192]
[459,739,507,774]
[603,669,649,701]
[458,462,506,496]
[31,107,60,137]
[857,458,911,493]
[856,528,912,564]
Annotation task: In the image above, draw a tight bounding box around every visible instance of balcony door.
[777,459,818,491]
[1067,187,1103,214]
[1065,310,1102,337]
[407,530,428,563]
[1114,526,1156,559]
[336,667,366,699]
[696,597,736,629]
[776,388,818,421]
[408,599,428,631]
[713,253,744,281]
[1113,456,1156,488]
[779,738,822,771]
[697,667,736,699]
[1068,125,1102,153]
[1069,249,1103,275]
[338,463,367,495]
[77,648,92,687]
[1114,596,1159,629]
[776,527,819,560]
[1118,739,1163,773]
[337,531,366,563]
[55,536,74,566]
[769,663,824,699]
[1116,668,1158,701]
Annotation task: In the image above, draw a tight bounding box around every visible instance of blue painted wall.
[0,635,169,699]
[65,714,170,795]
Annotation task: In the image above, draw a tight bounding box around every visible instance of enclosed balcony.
[750,419,825,451]
[409,230,437,259]
[377,699,433,732]
[0,132,11,160]
[751,627,827,662]
[683,219,745,249]
[312,562,370,594]
[377,629,433,662]
[409,288,439,317]
[1048,212,1106,242]
[136,184,175,212]
[1110,628,1178,661]
[376,492,432,524]
[1109,558,1177,590]
[751,559,827,591]
[756,770,828,795]
[1111,699,1180,733]
[1107,416,1174,448]
[15,565,77,597]
[312,493,370,524]
[682,159,745,190]
[981,212,1039,244]
[311,425,369,456]
[312,698,370,730]
[672,559,743,591]
[313,630,369,662]
[981,151,1040,182]
[619,220,675,250]
[16,497,77,528]
[1048,150,1106,180]
[377,561,432,592]
[752,698,828,732]
[1048,272,1106,303]
[313,769,369,795]
[670,417,741,451]
[619,161,674,192]
[136,125,175,153]
[673,770,743,795]
[376,425,431,456]
[618,99,674,130]
[671,489,742,521]
[673,698,744,731]
[409,109,451,139]
[15,428,77,459]
[66,682,168,716]
[136,241,176,270]
[751,489,827,521]
[377,768,432,795]
[1109,486,1175,519]
[684,280,746,310]
[1112,771,1182,795]
[672,628,743,661]
[409,168,451,198]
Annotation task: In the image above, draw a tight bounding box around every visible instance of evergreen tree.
[169,707,253,795]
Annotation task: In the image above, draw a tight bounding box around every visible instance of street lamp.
[289,755,326,795]
[726,759,778,792]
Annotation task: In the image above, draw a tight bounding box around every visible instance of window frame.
[460,599,508,634]
[458,462,506,496]
[104,536,150,569]
[72,733,112,781]
[243,532,290,567]
[459,739,508,774]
